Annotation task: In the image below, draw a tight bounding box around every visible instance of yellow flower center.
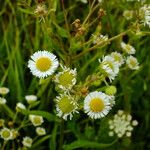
[36,57,52,72]
[58,71,75,88]
[2,130,11,139]
[130,59,136,67]
[113,55,121,62]
[125,45,131,53]
[58,96,75,113]
[33,117,42,125]
[90,98,105,112]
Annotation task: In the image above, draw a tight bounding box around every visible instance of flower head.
[110,52,124,66]
[22,136,33,148]
[11,129,19,140]
[16,102,26,111]
[28,50,59,78]
[139,5,150,27]
[36,127,46,136]
[0,97,6,105]
[25,95,37,104]
[84,91,112,119]
[0,128,12,141]
[108,110,138,138]
[54,65,77,91]
[99,55,119,82]
[29,115,44,126]
[123,10,133,20]
[55,94,78,120]
[34,4,47,17]
[93,34,108,44]
[121,42,135,54]
[126,55,139,70]
[0,87,9,95]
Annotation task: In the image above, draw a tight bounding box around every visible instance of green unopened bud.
[105,86,117,95]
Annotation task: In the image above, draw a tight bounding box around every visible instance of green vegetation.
[0,0,149,149]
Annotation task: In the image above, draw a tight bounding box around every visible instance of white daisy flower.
[99,55,119,82]
[121,42,136,54]
[28,50,59,78]
[22,136,33,148]
[126,55,139,70]
[36,127,46,136]
[139,5,150,27]
[55,94,78,120]
[84,91,112,119]
[54,65,77,91]
[123,10,133,20]
[25,95,37,104]
[29,115,44,127]
[0,97,6,105]
[110,52,124,66]
[0,87,9,95]
[108,110,138,138]
[0,128,12,141]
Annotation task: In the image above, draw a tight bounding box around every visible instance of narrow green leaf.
[2,105,15,119]
[32,135,51,148]
[63,140,117,150]
[20,109,55,122]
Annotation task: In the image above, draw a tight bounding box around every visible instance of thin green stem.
[82,0,97,26]
[72,30,130,59]
[59,119,65,150]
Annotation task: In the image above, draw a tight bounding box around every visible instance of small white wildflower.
[126,55,139,70]
[55,94,78,120]
[29,115,44,126]
[84,91,112,119]
[108,110,138,138]
[22,136,33,148]
[121,42,136,54]
[25,95,37,104]
[99,55,119,82]
[28,50,59,78]
[93,34,108,44]
[139,5,150,27]
[34,4,47,17]
[16,102,26,111]
[123,10,133,20]
[54,65,77,91]
[0,87,9,95]
[36,127,46,136]
[0,97,6,105]
[0,128,12,141]
[10,129,18,140]
[110,52,124,66]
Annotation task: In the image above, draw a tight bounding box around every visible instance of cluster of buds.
[72,19,86,37]
[108,110,138,138]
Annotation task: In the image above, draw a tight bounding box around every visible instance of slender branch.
[72,30,130,59]
[82,0,97,26]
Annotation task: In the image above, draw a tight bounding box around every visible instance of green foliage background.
[0,0,149,149]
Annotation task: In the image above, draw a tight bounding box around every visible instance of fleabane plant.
[1,0,149,149]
